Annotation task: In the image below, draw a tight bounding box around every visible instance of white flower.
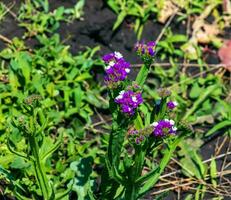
[151,122,158,127]
[114,51,123,59]
[169,119,175,125]
[132,96,138,103]
[125,68,130,73]
[164,119,169,122]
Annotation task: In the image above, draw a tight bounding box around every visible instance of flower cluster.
[135,41,156,62]
[128,128,145,145]
[157,88,171,98]
[167,101,178,110]
[115,90,143,115]
[102,52,131,86]
[151,119,177,137]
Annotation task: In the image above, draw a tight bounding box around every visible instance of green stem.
[125,183,137,200]
[29,135,50,200]
[138,137,182,198]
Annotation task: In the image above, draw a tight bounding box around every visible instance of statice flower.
[128,128,145,145]
[167,101,178,110]
[151,119,177,137]
[115,90,143,115]
[102,52,131,86]
[157,88,171,97]
[135,41,156,63]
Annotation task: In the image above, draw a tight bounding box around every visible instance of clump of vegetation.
[0,0,230,199]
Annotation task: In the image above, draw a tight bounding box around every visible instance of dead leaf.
[218,40,231,71]
[193,20,220,44]
[223,0,231,13]
[158,0,178,23]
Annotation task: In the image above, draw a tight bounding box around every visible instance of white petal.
[125,68,130,73]
[169,120,175,125]
[109,61,115,66]
[132,96,137,102]
[119,90,125,95]
[105,65,111,70]
[116,94,123,100]
[173,101,178,106]
[164,119,169,122]
[151,122,158,127]
[172,126,177,131]
[114,51,123,59]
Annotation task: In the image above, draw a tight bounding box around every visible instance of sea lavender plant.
[100,42,192,200]
[7,95,68,200]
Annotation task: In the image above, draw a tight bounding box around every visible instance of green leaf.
[184,194,193,200]
[0,165,14,180]
[10,157,30,169]
[113,184,124,199]
[40,134,62,161]
[135,64,149,87]
[107,0,120,13]
[138,136,183,197]
[205,120,231,137]
[75,72,92,82]
[74,86,83,111]
[189,82,202,99]
[70,157,94,200]
[210,157,217,187]
[134,113,144,129]
[180,157,201,178]
[168,34,188,43]
[113,11,127,30]
[191,151,206,178]
[183,85,219,120]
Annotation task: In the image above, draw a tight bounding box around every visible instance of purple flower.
[135,135,144,145]
[135,41,156,58]
[115,90,143,115]
[147,41,156,47]
[148,47,155,56]
[151,119,177,137]
[167,101,178,110]
[102,52,131,86]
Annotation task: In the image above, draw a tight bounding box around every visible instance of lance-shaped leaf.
[135,64,149,87]
[205,120,231,137]
[138,136,183,198]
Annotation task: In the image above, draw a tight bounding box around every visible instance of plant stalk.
[125,183,137,200]
[29,135,50,200]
